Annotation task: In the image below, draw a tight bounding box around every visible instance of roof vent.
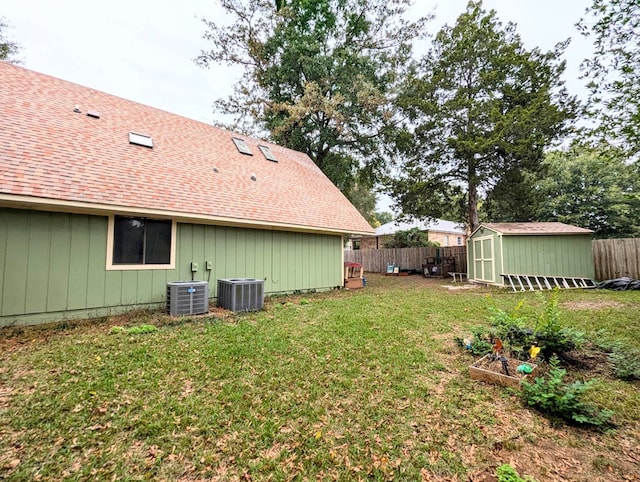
[129,132,153,148]
[232,137,253,155]
[87,110,101,119]
[258,145,277,162]
[73,105,81,113]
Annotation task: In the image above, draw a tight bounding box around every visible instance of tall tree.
[346,179,378,226]
[578,0,640,157]
[374,211,394,226]
[386,1,576,232]
[197,0,427,196]
[535,147,640,238]
[483,168,542,223]
[0,17,21,63]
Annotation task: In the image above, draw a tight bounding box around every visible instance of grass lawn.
[1,274,639,481]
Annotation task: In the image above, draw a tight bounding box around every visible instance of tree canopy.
[197,0,427,202]
[578,0,640,157]
[386,1,576,232]
[382,228,436,248]
[535,147,640,238]
[0,17,21,64]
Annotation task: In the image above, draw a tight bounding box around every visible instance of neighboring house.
[350,219,467,250]
[0,63,373,327]
[467,222,595,286]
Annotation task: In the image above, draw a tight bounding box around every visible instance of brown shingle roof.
[0,62,373,235]
[481,222,593,235]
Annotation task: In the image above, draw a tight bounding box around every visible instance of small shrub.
[487,292,582,361]
[470,342,493,357]
[608,346,640,380]
[110,324,158,335]
[532,291,578,359]
[521,357,614,430]
[589,333,639,380]
[488,301,527,334]
[127,324,158,334]
[455,325,494,356]
[496,463,535,482]
[382,228,438,248]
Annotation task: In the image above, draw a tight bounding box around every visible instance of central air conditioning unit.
[217,278,264,312]
[166,281,209,316]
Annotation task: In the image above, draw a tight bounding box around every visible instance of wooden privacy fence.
[347,238,640,281]
[592,238,640,281]
[344,246,467,274]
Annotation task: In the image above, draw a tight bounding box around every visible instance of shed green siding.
[501,235,594,279]
[0,208,343,326]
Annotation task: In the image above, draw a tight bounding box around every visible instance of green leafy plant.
[532,292,578,359]
[110,324,158,335]
[382,228,439,248]
[496,463,535,482]
[608,347,640,380]
[487,292,583,361]
[521,357,614,429]
[488,300,527,332]
[127,324,158,334]
[455,325,494,356]
[487,301,533,359]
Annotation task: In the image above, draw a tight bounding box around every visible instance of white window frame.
[106,215,176,270]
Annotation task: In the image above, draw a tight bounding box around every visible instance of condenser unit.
[217,278,264,312]
[166,281,209,316]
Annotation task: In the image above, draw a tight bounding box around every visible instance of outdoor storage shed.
[467,222,595,287]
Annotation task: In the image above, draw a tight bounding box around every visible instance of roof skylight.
[232,137,253,155]
[129,132,153,148]
[258,145,277,162]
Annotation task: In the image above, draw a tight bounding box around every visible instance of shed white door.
[473,236,495,283]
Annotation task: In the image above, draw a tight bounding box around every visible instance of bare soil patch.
[562,300,626,310]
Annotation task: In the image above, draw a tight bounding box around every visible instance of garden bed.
[470,354,538,389]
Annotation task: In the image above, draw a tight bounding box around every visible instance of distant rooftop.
[480,222,593,235]
[374,218,466,236]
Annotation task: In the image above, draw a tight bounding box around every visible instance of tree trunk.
[468,160,479,232]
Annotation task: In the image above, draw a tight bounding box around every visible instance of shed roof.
[373,218,466,236]
[0,62,373,236]
[478,222,593,236]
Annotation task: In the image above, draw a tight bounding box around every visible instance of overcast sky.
[4,0,593,125]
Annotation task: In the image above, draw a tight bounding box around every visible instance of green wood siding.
[0,208,344,326]
[501,235,594,279]
[180,225,342,297]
